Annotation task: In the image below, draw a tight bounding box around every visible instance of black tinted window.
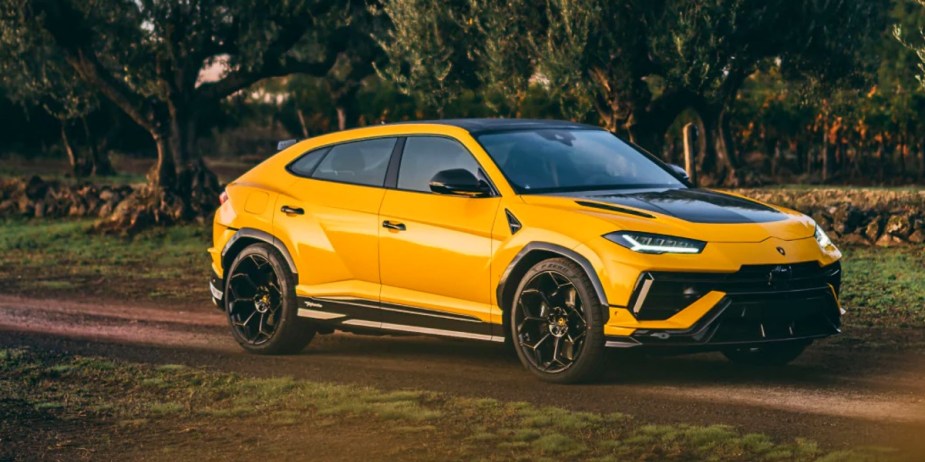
[288,147,329,177]
[311,138,397,187]
[477,129,683,193]
[398,137,481,193]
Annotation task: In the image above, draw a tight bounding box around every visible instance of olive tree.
[1,0,350,226]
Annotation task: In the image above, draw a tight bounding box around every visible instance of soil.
[1,294,924,457]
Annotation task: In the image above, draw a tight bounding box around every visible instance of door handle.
[280,205,304,215]
[382,220,406,231]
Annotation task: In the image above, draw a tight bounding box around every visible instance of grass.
[0,347,904,461]
[0,218,210,304]
[839,246,925,328]
[3,218,923,327]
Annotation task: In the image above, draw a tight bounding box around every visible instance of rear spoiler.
[277,139,299,150]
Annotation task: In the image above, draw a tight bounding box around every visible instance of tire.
[509,258,606,383]
[224,242,315,354]
[722,341,810,366]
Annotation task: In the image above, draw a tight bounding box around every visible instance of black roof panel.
[390,118,602,134]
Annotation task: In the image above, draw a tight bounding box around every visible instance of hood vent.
[576,200,655,219]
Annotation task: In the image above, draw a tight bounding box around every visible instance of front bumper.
[605,261,842,350]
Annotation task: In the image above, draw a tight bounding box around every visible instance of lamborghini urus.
[209,119,843,383]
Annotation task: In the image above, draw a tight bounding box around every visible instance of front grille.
[710,289,841,343]
[630,261,841,321]
[631,287,841,346]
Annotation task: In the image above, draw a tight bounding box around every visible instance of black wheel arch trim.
[221,228,298,275]
[496,242,609,313]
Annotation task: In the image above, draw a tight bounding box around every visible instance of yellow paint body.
[210,123,842,340]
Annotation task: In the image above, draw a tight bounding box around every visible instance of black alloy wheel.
[225,243,315,354]
[511,258,605,383]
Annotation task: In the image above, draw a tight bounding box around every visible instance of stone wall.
[731,188,925,245]
[0,176,134,219]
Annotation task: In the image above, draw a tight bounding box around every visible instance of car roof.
[389,118,603,134]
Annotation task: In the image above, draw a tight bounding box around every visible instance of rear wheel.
[225,243,315,354]
[722,341,809,366]
[510,258,605,383]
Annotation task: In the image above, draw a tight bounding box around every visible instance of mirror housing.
[668,164,691,184]
[429,169,492,197]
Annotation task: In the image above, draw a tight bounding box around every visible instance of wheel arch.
[496,242,610,331]
[221,228,298,278]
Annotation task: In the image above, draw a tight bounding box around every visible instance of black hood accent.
[570,188,787,224]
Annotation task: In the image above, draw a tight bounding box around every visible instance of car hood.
[520,188,815,243]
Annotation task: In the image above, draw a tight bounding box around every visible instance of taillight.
[219,190,229,205]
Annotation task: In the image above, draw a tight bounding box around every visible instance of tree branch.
[31,0,161,134]
[194,7,343,103]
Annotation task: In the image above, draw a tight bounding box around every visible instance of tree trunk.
[165,105,221,217]
[60,122,88,177]
[336,106,348,131]
[822,123,834,183]
[151,134,176,190]
[919,138,925,181]
[168,103,192,172]
[296,108,310,138]
[695,106,737,187]
[80,116,115,176]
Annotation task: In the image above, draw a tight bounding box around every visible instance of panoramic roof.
[392,118,601,134]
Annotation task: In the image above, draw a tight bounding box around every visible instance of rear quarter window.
[287,147,330,177]
[311,138,397,187]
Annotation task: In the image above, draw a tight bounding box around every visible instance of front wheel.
[722,341,810,366]
[510,258,605,383]
[224,243,315,354]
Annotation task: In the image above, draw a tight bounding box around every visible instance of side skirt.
[296,296,504,343]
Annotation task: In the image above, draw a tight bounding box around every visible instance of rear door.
[274,137,398,325]
[378,136,501,337]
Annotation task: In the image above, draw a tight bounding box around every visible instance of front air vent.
[628,262,842,321]
[575,201,655,219]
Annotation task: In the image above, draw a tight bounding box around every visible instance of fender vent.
[505,209,522,234]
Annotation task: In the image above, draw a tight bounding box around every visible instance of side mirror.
[429,169,492,197]
[668,164,691,183]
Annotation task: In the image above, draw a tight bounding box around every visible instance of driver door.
[378,136,501,335]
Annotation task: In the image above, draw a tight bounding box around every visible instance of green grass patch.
[0,218,210,304]
[0,347,904,461]
[840,246,925,328]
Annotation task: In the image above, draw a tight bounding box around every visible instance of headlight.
[814,224,834,250]
[604,231,706,254]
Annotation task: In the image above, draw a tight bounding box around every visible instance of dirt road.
[1,294,924,453]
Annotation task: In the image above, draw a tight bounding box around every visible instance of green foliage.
[372,0,476,115]
[0,0,360,189]
[894,0,925,89]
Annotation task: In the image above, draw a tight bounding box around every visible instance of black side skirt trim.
[296,297,500,341]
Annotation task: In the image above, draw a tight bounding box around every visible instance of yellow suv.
[209,119,843,383]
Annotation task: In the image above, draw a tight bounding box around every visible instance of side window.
[311,138,397,187]
[397,137,483,193]
[288,147,329,177]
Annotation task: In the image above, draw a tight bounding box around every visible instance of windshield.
[477,129,685,194]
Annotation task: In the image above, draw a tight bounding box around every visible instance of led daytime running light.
[605,232,706,255]
[622,235,701,254]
